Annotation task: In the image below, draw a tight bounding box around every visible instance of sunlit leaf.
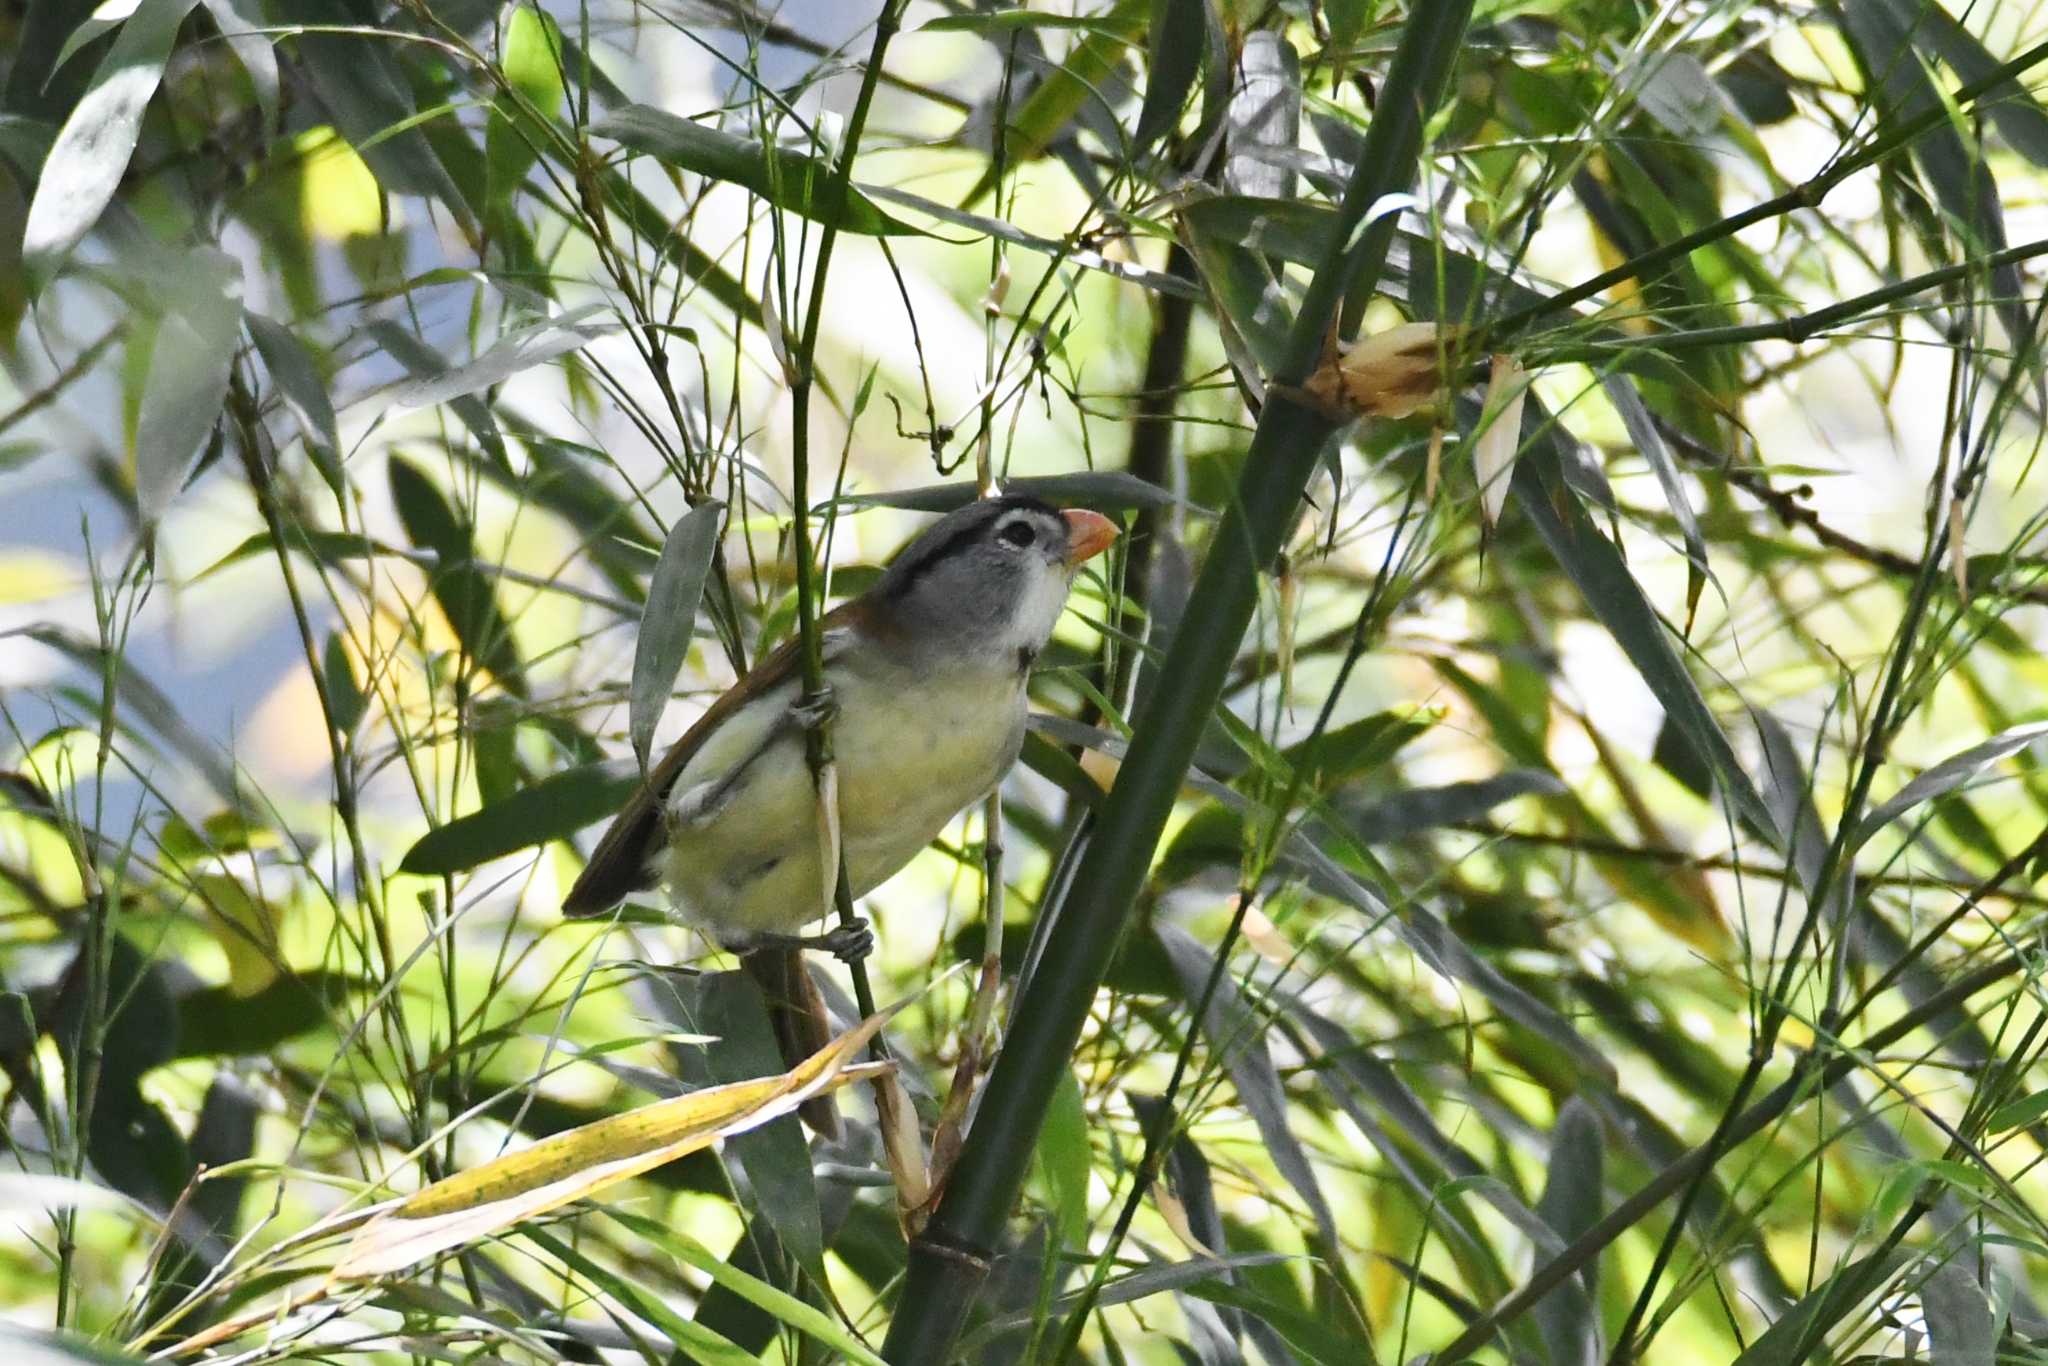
[398,760,637,876]
[333,1012,896,1279]
[22,0,202,282]
[593,104,919,236]
[387,454,528,695]
[631,500,724,773]
[1853,722,2048,851]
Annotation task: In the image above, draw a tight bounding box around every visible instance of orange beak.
[1061,507,1119,566]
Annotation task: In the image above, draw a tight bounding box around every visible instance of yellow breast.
[661,652,1026,941]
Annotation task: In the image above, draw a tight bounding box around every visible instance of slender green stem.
[879,7,1476,1360]
[1432,946,2034,1363]
[1481,33,2048,347]
[786,1,905,1026]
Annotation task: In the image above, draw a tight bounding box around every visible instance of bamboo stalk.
[877,6,1477,1360]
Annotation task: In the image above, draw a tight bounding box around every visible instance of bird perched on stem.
[565,496,1118,1133]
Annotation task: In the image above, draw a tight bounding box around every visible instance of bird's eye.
[998,520,1038,549]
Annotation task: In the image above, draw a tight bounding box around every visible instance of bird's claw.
[807,919,874,964]
[792,685,839,731]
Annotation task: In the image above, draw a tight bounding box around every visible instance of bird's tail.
[740,947,841,1138]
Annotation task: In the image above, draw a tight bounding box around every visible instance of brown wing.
[560,605,859,918]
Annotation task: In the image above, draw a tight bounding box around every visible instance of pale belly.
[661,656,1026,940]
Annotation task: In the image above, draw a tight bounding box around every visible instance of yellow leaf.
[295,126,384,241]
[332,1008,895,1279]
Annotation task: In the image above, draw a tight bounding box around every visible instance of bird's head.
[874,496,1118,668]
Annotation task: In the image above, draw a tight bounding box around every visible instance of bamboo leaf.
[486,4,565,229]
[398,760,637,877]
[387,454,528,695]
[384,305,615,410]
[21,0,202,282]
[1133,0,1206,154]
[1225,30,1302,200]
[134,247,243,522]
[592,104,919,236]
[1731,1248,1908,1366]
[837,471,1188,515]
[1837,0,2026,343]
[1920,1261,1997,1366]
[198,0,278,129]
[1158,925,1338,1247]
[1535,1098,1604,1366]
[960,0,1148,203]
[1600,373,1708,630]
[1853,722,2048,851]
[332,1013,895,1279]
[630,500,724,773]
[1341,770,1566,843]
[607,1211,892,1366]
[244,310,342,499]
[1508,410,1781,846]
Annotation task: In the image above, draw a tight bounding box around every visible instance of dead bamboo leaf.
[1475,354,1529,531]
[332,1012,896,1280]
[1299,321,1463,420]
[877,1070,930,1230]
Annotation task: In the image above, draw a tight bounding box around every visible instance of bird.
[564,495,1119,1132]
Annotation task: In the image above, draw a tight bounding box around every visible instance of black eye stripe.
[880,495,1063,599]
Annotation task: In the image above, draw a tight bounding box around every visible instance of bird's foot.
[791,683,839,732]
[806,918,875,963]
[736,917,874,964]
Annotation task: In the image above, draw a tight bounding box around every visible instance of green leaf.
[837,471,1186,516]
[1134,0,1206,154]
[1870,0,2048,167]
[134,247,243,522]
[244,310,342,499]
[21,0,203,282]
[919,12,1128,35]
[1187,1280,1378,1366]
[1034,1069,1090,1249]
[662,972,824,1281]
[321,630,365,736]
[399,760,637,876]
[387,454,528,696]
[1837,0,2026,342]
[605,1213,892,1366]
[592,104,919,236]
[631,501,724,773]
[1986,1087,2048,1133]
[198,0,278,129]
[524,1227,761,1366]
[1853,722,2048,851]
[1224,29,1301,200]
[1732,1248,1908,1366]
[863,183,1203,298]
[174,971,361,1059]
[1157,926,1338,1249]
[367,322,506,467]
[1920,1261,1997,1366]
[1600,373,1708,630]
[487,4,565,228]
[1279,706,1438,790]
[960,0,1149,203]
[1507,406,1781,846]
[1534,1098,1604,1365]
[282,0,471,218]
[384,304,614,411]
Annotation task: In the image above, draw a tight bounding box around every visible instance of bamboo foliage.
[2,1,2048,1363]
